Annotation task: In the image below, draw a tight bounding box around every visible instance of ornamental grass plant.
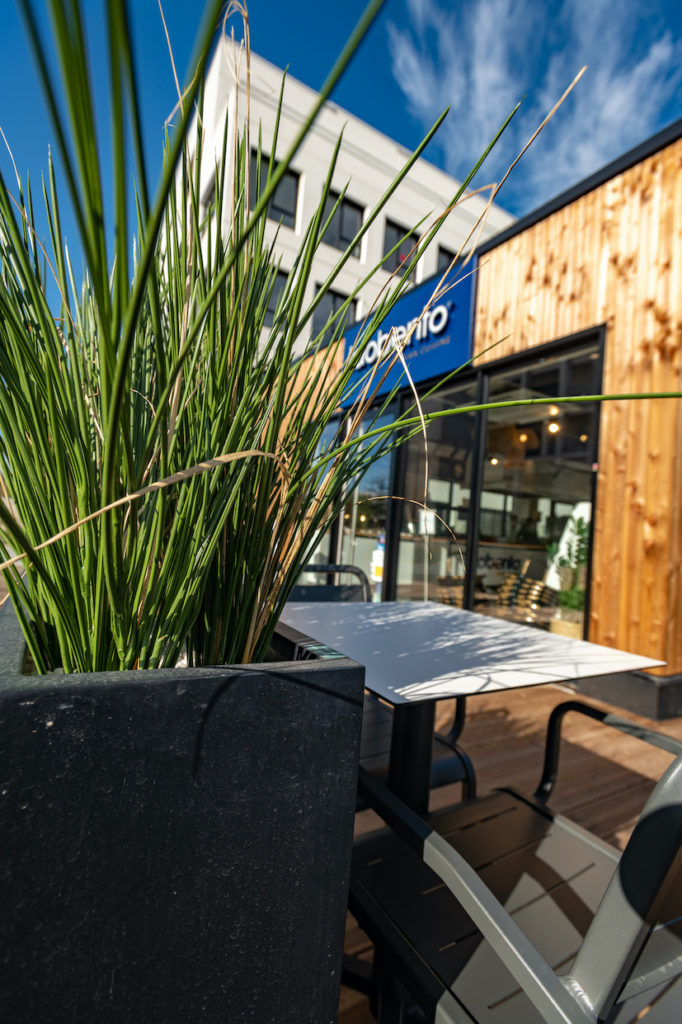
[3,2,659,676]
[0,0,514,672]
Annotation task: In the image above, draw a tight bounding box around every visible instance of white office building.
[196,42,514,349]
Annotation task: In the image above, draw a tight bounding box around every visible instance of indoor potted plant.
[549,515,590,639]
[0,1,511,1021]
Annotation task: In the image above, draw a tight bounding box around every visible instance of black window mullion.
[463,371,487,611]
[383,396,410,601]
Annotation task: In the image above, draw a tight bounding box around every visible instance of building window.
[390,333,602,639]
[265,269,288,329]
[476,343,601,636]
[250,150,299,229]
[311,287,357,346]
[322,191,363,257]
[395,380,477,605]
[383,219,419,280]
[201,175,216,212]
[340,405,397,600]
[437,245,460,273]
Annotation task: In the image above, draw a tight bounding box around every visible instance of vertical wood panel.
[474,138,682,673]
[664,146,682,671]
[642,154,670,655]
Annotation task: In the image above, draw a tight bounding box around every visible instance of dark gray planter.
[0,604,364,1023]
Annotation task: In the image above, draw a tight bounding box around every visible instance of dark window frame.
[383,219,419,280]
[322,191,363,258]
[311,286,357,347]
[249,150,299,229]
[201,175,216,211]
[436,245,461,274]
[264,269,289,329]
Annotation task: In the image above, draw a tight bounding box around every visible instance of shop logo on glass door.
[341,264,473,406]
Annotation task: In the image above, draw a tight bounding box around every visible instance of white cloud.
[387,0,682,214]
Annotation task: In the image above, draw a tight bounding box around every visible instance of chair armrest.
[534,700,682,802]
[357,767,596,1024]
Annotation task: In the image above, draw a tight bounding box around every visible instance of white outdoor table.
[281,602,664,813]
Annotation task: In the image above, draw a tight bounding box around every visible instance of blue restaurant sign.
[340,264,474,407]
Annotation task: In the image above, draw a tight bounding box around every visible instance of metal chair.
[350,701,682,1022]
[288,565,475,802]
[290,564,372,603]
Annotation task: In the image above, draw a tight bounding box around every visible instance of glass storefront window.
[340,407,397,600]
[475,344,600,636]
[297,419,350,581]
[305,335,602,630]
[395,382,478,603]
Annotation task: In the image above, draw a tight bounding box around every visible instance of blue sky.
[1,0,681,253]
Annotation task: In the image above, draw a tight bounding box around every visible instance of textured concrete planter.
[0,604,363,1024]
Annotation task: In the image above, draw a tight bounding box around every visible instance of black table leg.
[357,700,476,1014]
[450,695,467,742]
[386,702,435,817]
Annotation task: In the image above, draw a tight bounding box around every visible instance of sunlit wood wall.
[474,136,682,673]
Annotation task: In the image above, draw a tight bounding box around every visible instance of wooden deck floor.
[339,683,682,1024]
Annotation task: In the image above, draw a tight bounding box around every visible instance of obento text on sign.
[340,263,474,406]
[356,302,452,370]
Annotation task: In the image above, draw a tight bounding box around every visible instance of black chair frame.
[348,701,682,1023]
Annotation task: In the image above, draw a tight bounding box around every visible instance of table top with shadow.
[280,601,662,707]
[281,601,664,814]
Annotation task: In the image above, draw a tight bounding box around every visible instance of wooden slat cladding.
[474,139,682,672]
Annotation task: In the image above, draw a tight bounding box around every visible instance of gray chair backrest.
[289,564,371,603]
[566,752,682,1019]
[358,750,682,1024]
